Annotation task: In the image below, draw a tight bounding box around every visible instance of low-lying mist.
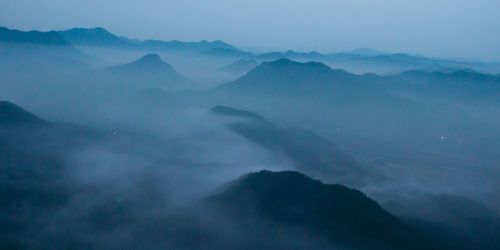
[1,30,500,249]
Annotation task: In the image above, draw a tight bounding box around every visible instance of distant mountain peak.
[133,53,164,66]
[0,101,45,126]
[243,58,336,79]
[97,54,192,89]
[218,58,353,92]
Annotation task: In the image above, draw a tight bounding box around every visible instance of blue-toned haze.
[0,0,499,61]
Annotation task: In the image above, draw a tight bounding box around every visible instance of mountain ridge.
[0,26,71,46]
[207,170,440,250]
[210,105,366,185]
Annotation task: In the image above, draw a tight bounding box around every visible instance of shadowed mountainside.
[207,170,441,250]
[210,106,367,185]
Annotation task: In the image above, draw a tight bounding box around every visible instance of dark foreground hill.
[207,170,441,250]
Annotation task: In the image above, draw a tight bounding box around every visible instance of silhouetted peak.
[132,53,165,66]
[0,101,45,126]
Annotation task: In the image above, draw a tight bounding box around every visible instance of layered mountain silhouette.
[207,170,440,250]
[211,106,366,185]
[217,58,500,104]
[0,27,89,75]
[0,26,70,46]
[58,27,236,52]
[5,26,499,73]
[89,53,192,90]
[217,58,378,100]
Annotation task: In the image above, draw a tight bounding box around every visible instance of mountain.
[58,27,131,48]
[217,58,375,97]
[93,53,193,90]
[0,101,46,126]
[216,59,258,75]
[0,26,70,46]
[218,58,500,104]
[211,106,366,185]
[0,101,175,249]
[0,27,89,77]
[58,27,237,52]
[207,170,440,250]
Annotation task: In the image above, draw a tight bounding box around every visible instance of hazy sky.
[1,0,499,61]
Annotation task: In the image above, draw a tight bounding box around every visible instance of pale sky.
[1,0,499,61]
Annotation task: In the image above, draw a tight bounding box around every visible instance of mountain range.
[0,26,70,46]
[4,26,499,74]
[58,27,237,52]
[215,58,500,105]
